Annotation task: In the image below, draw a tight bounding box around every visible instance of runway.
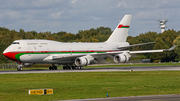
[1,65,180,74]
[61,94,180,101]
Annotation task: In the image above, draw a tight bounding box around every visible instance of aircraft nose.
[3,49,8,56]
[3,50,10,59]
[3,50,18,61]
[3,52,8,57]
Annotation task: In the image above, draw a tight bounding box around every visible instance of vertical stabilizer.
[106,15,132,43]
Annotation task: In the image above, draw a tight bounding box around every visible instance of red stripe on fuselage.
[3,52,20,62]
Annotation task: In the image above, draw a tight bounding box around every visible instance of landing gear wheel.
[52,66,55,70]
[68,66,71,70]
[49,66,51,70]
[54,66,57,70]
[49,65,58,70]
[63,65,77,70]
[66,66,69,70]
[17,67,23,71]
[63,66,66,70]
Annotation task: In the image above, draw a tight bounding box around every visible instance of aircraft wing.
[52,54,85,60]
[90,51,123,56]
[129,45,176,54]
[45,45,176,63]
[117,42,155,49]
[52,51,124,60]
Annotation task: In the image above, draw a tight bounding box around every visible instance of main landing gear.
[48,64,83,70]
[49,64,57,70]
[63,65,83,70]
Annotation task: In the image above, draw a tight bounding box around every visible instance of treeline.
[0,26,180,63]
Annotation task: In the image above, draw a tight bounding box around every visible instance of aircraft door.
[36,40,42,47]
[28,46,31,56]
[47,48,50,56]
[28,46,36,56]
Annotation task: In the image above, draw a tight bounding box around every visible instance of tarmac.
[60,94,180,101]
[1,65,180,74]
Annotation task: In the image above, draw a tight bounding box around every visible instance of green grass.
[0,71,180,101]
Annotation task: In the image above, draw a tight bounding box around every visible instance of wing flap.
[90,51,124,56]
[117,42,155,49]
[130,45,176,54]
[130,50,163,54]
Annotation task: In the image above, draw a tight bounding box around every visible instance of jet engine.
[114,53,130,63]
[75,56,90,66]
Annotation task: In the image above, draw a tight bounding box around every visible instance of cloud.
[70,0,78,4]
[0,10,21,19]
[91,16,100,20]
[116,1,128,8]
[49,11,64,19]
[0,0,180,36]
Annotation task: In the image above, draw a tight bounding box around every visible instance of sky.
[0,0,180,36]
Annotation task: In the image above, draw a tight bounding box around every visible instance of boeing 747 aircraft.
[3,15,176,71]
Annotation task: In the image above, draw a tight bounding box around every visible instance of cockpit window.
[12,42,20,44]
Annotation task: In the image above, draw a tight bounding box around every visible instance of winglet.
[163,45,176,51]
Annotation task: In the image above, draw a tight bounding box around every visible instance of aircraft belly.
[44,60,74,64]
[20,54,48,63]
[42,54,78,63]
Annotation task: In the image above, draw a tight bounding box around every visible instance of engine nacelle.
[75,56,90,66]
[22,63,34,67]
[114,53,130,63]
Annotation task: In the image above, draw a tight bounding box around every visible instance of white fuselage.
[3,39,129,64]
[3,15,133,70]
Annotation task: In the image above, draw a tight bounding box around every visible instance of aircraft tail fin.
[106,15,132,43]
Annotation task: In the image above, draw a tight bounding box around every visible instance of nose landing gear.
[17,64,23,71]
[17,66,23,71]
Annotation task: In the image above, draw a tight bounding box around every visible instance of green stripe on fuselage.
[15,51,107,62]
